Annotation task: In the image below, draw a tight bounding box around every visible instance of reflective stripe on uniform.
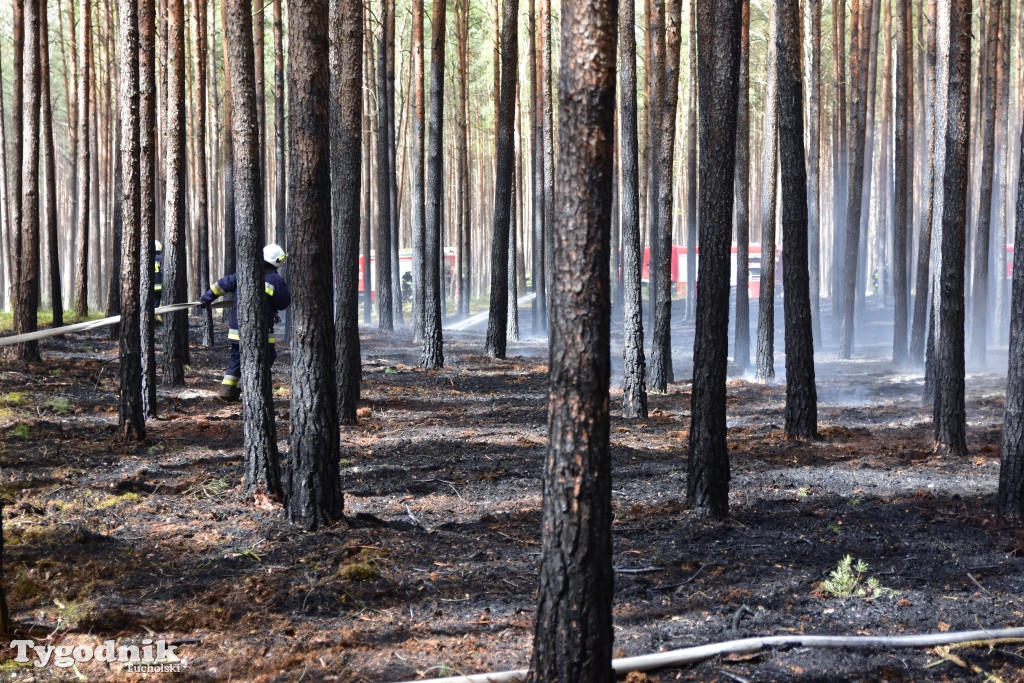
[154,262,161,272]
[229,328,275,343]
[154,284,163,290]
[211,282,226,296]
[265,283,275,296]
[222,375,240,386]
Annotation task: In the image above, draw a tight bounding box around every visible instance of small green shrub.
[823,555,897,599]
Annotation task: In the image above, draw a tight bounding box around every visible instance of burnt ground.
[1,300,1023,682]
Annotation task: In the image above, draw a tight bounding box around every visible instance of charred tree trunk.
[140,0,158,416]
[686,0,743,519]
[375,26,393,331]
[646,0,665,382]
[387,0,403,326]
[968,0,1000,368]
[40,3,62,329]
[893,0,911,364]
[931,0,970,456]
[285,0,343,528]
[807,0,822,345]
[225,0,284,501]
[837,0,869,358]
[15,0,41,362]
[831,0,848,341]
[411,0,426,342]
[11,0,24,319]
[526,0,616,676]
[649,0,682,392]
[274,0,287,256]
[420,0,446,370]
[620,0,649,419]
[456,0,471,319]
[194,0,215,347]
[162,0,189,386]
[910,0,937,365]
[484,0,519,359]
[777,0,818,439]
[733,0,750,372]
[755,9,778,383]
[117,0,145,442]
[331,0,364,421]
[222,0,237,277]
[998,107,1024,521]
[684,0,698,322]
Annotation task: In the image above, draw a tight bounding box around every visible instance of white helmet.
[263,243,287,267]
[154,239,162,253]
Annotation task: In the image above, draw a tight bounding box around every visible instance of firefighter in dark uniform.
[153,240,164,320]
[199,244,291,401]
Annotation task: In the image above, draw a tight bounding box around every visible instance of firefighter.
[199,244,291,401]
[153,240,164,321]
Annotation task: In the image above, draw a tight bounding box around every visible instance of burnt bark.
[162,0,189,386]
[331,0,364,421]
[755,8,778,384]
[931,0,970,456]
[387,0,403,326]
[968,0,1000,368]
[421,0,445,368]
[806,0,821,345]
[15,0,41,362]
[222,0,237,276]
[117,0,145,442]
[484,0,519,359]
[838,0,870,359]
[525,0,616,676]
[776,0,817,439]
[375,27,394,331]
[40,2,62,329]
[140,0,158,416]
[830,0,848,341]
[274,0,286,253]
[893,0,910,364]
[456,0,471,319]
[649,0,682,392]
[620,0,649,419]
[687,0,743,519]
[11,0,24,319]
[733,0,750,372]
[998,106,1024,521]
[285,0,343,528]
[411,0,426,342]
[225,0,284,501]
[684,0,697,322]
[194,0,215,347]
[909,0,937,365]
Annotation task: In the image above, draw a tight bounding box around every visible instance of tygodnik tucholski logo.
[10,638,188,673]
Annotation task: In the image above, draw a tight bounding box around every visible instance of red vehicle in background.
[359,249,457,301]
[638,243,780,299]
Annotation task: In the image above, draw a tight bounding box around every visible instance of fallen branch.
[392,626,1024,683]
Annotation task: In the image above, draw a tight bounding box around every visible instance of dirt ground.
[1,303,1023,682]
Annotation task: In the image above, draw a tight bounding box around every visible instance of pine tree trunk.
[40,1,63,328]
[684,0,698,322]
[222,0,237,276]
[11,0,25,318]
[419,0,444,368]
[254,0,267,243]
[992,0,1010,343]
[15,0,41,362]
[968,0,1000,368]
[837,0,870,358]
[830,0,847,341]
[194,0,215,347]
[74,0,91,319]
[620,0,649,419]
[140,0,159,417]
[687,0,743,519]
[0,51,11,313]
[893,0,911,364]
[733,0,750,372]
[331,0,364,421]
[807,0,822,345]
[755,8,778,383]
[387,0,403,327]
[117,0,145,442]
[646,0,666,385]
[375,26,394,331]
[162,0,189,386]
[285,0,343,528]
[998,107,1024,520]
[411,0,426,342]
[777,0,818,439]
[274,0,286,250]
[651,0,682,389]
[910,0,937,364]
[457,0,472,320]
[484,0,519,358]
[931,0,970,456]
[540,0,554,325]
[361,2,373,325]
[526,0,616,676]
